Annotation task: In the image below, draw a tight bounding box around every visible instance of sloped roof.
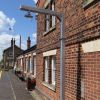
[23,44,37,54]
[3,45,23,53]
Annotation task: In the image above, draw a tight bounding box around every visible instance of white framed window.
[46,15,50,31]
[51,56,56,85]
[21,58,22,67]
[44,55,56,86]
[45,0,56,32]
[51,1,55,27]
[33,56,36,77]
[30,57,32,73]
[26,58,28,72]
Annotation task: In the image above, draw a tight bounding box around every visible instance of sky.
[0,0,38,60]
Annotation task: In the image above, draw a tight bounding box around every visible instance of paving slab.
[0,70,35,100]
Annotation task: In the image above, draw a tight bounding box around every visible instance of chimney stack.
[14,38,15,45]
[11,38,13,47]
[27,36,31,49]
[11,38,15,47]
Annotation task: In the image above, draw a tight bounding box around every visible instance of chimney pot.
[27,36,31,49]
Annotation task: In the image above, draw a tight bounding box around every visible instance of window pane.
[34,56,36,77]
[26,58,28,71]
[45,57,49,83]
[46,15,49,31]
[52,16,55,27]
[52,56,56,85]
[52,2,56,27]
[21,58,22,67]
[30,57,32,73]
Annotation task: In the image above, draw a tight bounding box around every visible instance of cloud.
[0,33,27,60]
[0,33,19,48]
[0,11,27,60]
[33,0,38,3]
[0,11,16,32]
[0,11,17,60]
[32,33,37,44]
[32,33,37,40]
[0,33,19,60]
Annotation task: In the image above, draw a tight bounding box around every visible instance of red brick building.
[36,0,100,100]
[3,38,23,69]
[17,37,36,80]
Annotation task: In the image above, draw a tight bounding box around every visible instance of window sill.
[42,81,56,91]
[83,0,98,10]
[43,25,56,36]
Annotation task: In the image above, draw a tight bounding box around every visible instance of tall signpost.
[20,5,65,100]
[13,38,15,68]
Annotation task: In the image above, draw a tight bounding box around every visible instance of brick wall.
[36,50,60,100]
[17,49,36,75]
[36,0,100,100]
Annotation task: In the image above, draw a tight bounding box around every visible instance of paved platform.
[0,70,35,100]
[30,89,50,100]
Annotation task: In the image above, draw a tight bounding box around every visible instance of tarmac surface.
[0,70,35,100]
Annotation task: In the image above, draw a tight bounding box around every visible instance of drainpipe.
[60,14,65,100]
